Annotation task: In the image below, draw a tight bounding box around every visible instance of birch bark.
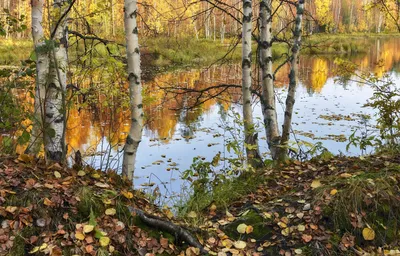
[242,0,262,168]
[122,0,144,181]
[278,0,304,160]
[44,0,70,162]
[259,0,280,159]
[27,0,48,155]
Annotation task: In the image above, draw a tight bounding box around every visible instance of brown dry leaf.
[160,237,169,248]
[85,245,94,253]
[302,234,312,243]
[340,173,352,178]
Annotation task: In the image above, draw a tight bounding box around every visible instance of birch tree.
[122,0,144,180]
[44,0,71,162]
[259,0,280,159]
[27,0,48,155]
[242,0,262,168]
[277,0,305,160]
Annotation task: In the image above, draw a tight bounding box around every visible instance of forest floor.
[1,153,400,255]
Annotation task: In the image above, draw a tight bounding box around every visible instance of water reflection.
[3,37,400,204]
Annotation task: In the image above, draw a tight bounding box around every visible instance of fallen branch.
[128,206,207,254]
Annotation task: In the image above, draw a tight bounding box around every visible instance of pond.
[5,37,400,206]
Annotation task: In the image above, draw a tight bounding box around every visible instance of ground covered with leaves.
[192,154,400,256]
[1,154,400,256]
[0,154,199,256]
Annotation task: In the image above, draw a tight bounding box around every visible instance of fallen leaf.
[83,225,94,233]
[362,227,375,241]
[54,171,62,178]
[99,237,110,247]
[94,182,110,188]
[330,189,338,195]
[75,232,85,240]
[245,225,254,234]
[236,223,247,234]
[302,234,312,243]
[233,240,246,249]
[311,180,322,189]
[121,190,134,199]
[187,211,197,218]
[105,208,116,216]
[297,224,306,232]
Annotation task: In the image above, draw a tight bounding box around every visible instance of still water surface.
[12,37,400,205]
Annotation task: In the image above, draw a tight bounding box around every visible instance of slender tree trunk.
[278,0,304,160]
[122,0,144,181]
[259,0,280,160]
[242,0,262,168]
[27,0,49,155]
[44,0,70,162]
[111,0,115,37]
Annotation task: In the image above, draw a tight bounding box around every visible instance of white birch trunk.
[44,0,70,162]
[242,0,262,168]
[259,0,280,160]
[27,0,48,155]
[122,0,144,181]
[278,0,304,160]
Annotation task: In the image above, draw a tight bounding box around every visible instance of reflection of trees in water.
[63,38,400,155]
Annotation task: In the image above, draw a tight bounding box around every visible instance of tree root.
[128,206,207,255]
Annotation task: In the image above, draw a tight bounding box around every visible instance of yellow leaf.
[91,173,101,179]
[187,211,197,218]
[330,189,338,195]
[103,198,112,205]
[83,225,94,233]
[99,237,110,247]
[43,198,53,206]
[39,243,48,251]
[278,222,287,228]
[221,239,233,248]
[233,240,246,249]
[297,224,306,232]
[236,223,247,234]
[18,154,33,163]
[281,228,290,236]
[362,227,375,241]
[105,208,116,216]
[121,190,133,199]
[5,206,17,213]
[54,171,61,178]
[311,180,322,189]
[77,171,86,177]
[29,246,39,254]
[75,232,85,240]
[245,225,254,234]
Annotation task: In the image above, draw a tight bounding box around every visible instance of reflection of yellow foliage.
[311,58,328,93]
